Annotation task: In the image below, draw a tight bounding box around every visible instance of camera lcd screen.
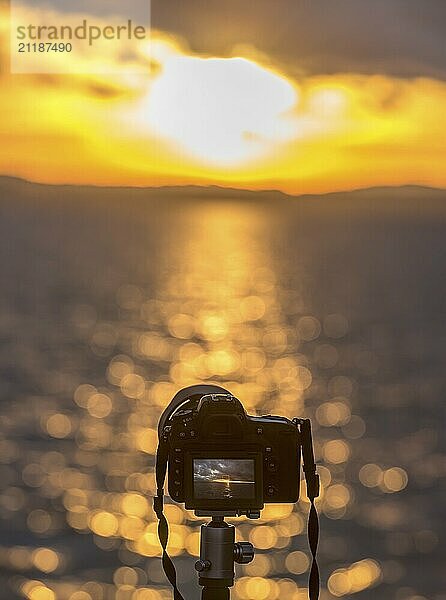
[193,458,256,500]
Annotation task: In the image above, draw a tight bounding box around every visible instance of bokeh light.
[0,194,442,600]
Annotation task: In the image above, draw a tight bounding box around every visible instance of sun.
[142,55,299,165]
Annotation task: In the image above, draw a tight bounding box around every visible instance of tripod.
[194,515,255,600]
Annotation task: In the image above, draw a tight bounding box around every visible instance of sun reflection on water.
[0,198,441,600]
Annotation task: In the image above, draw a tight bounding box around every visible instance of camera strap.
[298,418,320,600]
[153,431,186,600]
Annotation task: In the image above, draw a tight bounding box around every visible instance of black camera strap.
[154,432,186,600]
[153,417,320,600]
[298,419,320,600]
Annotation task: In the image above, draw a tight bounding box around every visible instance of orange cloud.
[1,3,445,193]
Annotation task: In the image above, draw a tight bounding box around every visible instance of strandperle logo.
[10,0,151,74]
[16,19,148,46]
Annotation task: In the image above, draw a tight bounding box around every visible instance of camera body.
[164,393,301,515]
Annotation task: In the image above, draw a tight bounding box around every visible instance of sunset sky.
[0,0,445,194]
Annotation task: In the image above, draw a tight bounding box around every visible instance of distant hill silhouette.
[0,176,445,219]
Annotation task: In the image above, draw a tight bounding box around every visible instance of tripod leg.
[201,586,230,600]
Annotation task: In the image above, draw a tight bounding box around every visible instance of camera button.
[267,485,277,496]
[267,457,279,472]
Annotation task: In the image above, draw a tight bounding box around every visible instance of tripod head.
[195,514,254,600]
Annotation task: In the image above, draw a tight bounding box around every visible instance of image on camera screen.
[193,458,255,500]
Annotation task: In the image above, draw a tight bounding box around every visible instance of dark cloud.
[30,0,150,21]
[20,0,446,78]
[150,0,446,79]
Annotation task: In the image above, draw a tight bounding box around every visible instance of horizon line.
[0,174,445,201]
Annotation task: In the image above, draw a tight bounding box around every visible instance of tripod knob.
[195,559,211,572]
[234,542,255,564]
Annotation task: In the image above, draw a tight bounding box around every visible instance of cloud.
[19,0,149,20]
[151,0,446,80]
[0,2,445,193]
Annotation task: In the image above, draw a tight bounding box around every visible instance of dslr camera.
[154,385,320,600]
[157,384,317,517]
